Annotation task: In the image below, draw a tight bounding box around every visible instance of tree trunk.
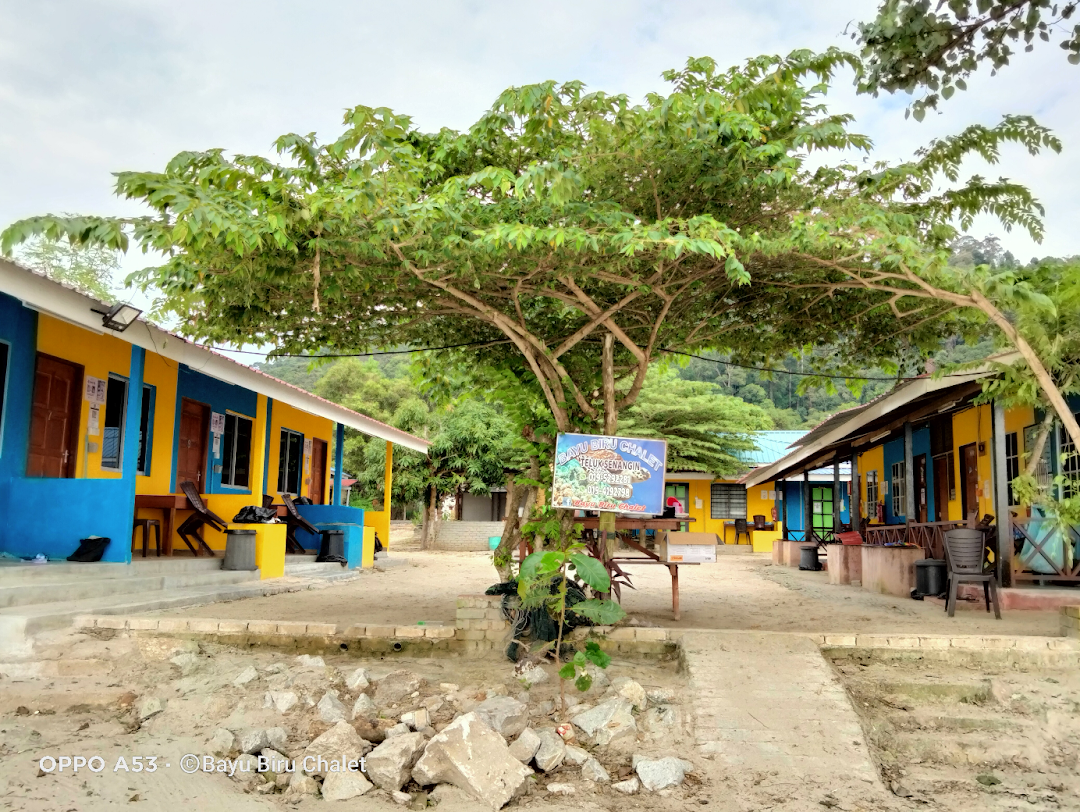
[494,459,539,581]
[602,332,618,435]
[970,289,1080,452]
[1024,409,1055,478]
[421,485,438,550]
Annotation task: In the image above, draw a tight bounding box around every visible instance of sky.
[1,0,1078,331]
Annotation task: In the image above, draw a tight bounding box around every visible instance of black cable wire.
[192,337,985,383]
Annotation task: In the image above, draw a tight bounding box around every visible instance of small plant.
[517,541,626,712]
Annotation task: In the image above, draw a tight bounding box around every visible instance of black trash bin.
[915,558,947,596]
[317,529,345,564]
[799,545,821,571]
[223,529,257,571]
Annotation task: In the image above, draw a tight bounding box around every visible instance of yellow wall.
[36,316,132,479]
[266,400,333,503]
[662,476,781,552]
[856,444,884,519]
[364,441,393,550]
[950,404,995,520]
[135,352,179,494]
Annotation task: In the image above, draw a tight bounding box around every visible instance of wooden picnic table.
[516,516,698,620]
[609,529,699,617]
[134,493,196,555]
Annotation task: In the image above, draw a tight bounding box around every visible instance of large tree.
[1,49,1063,444]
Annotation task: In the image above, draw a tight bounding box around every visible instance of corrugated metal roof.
[736,430,809,466]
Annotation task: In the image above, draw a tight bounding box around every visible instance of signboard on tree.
[553,433,667,515]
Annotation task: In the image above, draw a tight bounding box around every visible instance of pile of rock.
[205,654,692,808]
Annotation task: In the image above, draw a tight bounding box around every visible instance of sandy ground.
[166,550,1063,637]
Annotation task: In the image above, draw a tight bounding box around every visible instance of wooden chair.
[177,480,225,557]
[734,518,751,545]
[281,493,317,554]
[943,527,1001,619]
[132,518,162,557]
[752,515,768,530]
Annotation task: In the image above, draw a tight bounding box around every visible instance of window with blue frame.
[221,412,253,488]
[101,375,127,470]
[137,384,155,475]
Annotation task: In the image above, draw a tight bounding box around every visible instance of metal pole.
[803,471,811,543]
[781,479,789,540]
[851,452,861,530]
[904,422,916,522]
[991,402,1012,586]
[832,459,840,538]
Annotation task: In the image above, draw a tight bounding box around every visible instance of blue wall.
[172,364,259,494]
[781,480,849,541]
[883,438,905,523]
[0,344,144,563]
[883,429,934,523]
[0,294,36,481]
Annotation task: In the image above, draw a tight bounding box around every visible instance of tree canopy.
[856,0,1080,120]
[0,49,1062,441]
[5,233,118,302]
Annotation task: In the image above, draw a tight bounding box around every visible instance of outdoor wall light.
[92,302,143,332]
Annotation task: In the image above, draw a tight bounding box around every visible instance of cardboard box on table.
[657,531,718,563]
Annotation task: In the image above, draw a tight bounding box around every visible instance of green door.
[665,482,689,532]
[811,486,834,542]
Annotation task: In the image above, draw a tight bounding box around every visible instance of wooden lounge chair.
[177,480,226,557]
[281,493,317,554]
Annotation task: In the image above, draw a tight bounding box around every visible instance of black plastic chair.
[177,480,226,557]
[734,518,751,545]
[943,527,1001,618]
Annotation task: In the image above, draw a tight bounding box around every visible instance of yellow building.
[0,258,429,575]
[664,431,811,553]
[745,356,1078,587]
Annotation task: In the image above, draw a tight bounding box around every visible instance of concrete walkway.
[681,630,909,811]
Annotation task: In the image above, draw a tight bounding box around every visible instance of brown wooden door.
[960,442,979,519]
[27,354,83,478]
[914,454,928,523]
[176,398,209,492]
[309,439,327,504]
[933,455,950,521]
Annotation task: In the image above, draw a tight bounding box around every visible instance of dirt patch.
[0,628,704,811]
[828,648,1080,810]
[161,551,1061,637]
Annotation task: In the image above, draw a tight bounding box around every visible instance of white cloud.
[1,0,1077,278]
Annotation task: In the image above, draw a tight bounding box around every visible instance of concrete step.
[891,729,1041,767]
[0,578,292,655]
[283,561,350,577]
[0,556,223,584]
[0,568,260,609]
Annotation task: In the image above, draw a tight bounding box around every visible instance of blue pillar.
[119,346,146,564]
[333,422,345,505]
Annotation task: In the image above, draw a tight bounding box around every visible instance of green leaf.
[572,650,587,666]
[570,599,627,625]
[584,641,611,669]
[575,674,593,692]
[568,553,610,593]
[518,551,545,582]
[558,662,576,680]
[538,551,564,574]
